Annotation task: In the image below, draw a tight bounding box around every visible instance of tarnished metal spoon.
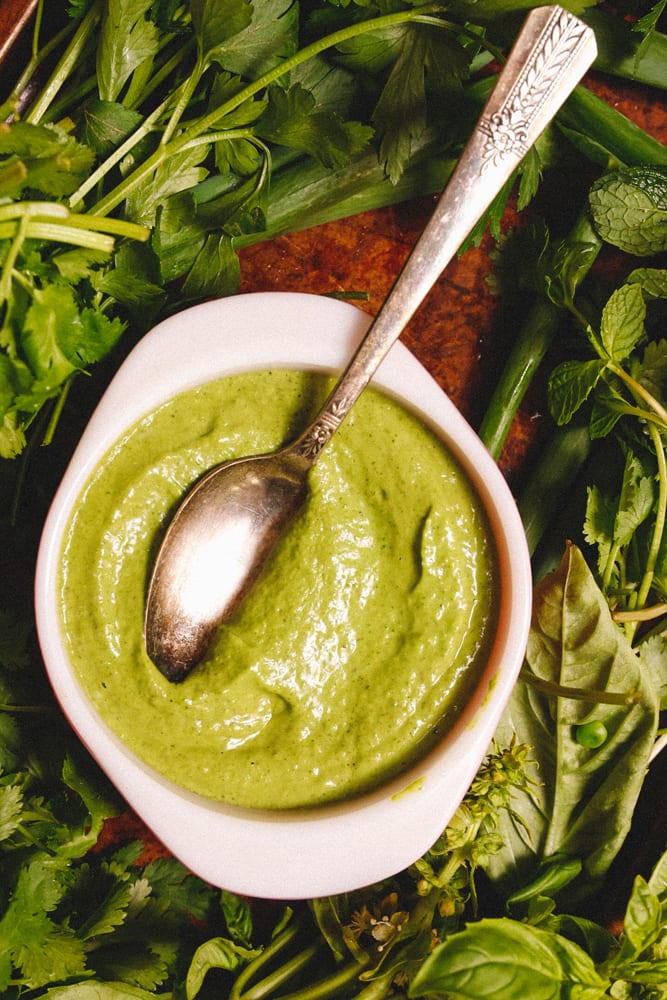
[145,5,596,681]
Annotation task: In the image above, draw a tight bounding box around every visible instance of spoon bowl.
[146,450,309,681]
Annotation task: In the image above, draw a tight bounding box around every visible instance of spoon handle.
[290,4,596,464]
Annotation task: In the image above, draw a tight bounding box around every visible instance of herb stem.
[68,96,172,210]
[630,421,667,626]
[613,602,667,623]
[230,924,303,1000]
[250,958,365,1000]
[478,214,602,460]
[608,361,667,428]
[521,669,640,705]
[239,942,325,1000]
[25,3,101,125]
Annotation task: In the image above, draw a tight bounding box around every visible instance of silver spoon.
[145,5,596,681]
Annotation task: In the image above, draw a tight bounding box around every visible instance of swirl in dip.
[59,370,498,809]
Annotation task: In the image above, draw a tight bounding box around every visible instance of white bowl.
[35,291,531,899]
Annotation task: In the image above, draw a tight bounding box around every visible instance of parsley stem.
[68,92,177,211]
[0,221,116,252]
[25,3,101,125]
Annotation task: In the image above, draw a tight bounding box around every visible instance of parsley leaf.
[258,83,373,169]
[97,0,160,103]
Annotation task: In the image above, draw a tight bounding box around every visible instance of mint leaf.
[599,283,646,362]
[589,166,667,256]
[626,267,667,300]
[548,358,606,425]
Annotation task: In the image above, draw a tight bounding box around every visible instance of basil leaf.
[185,937,260,1000]
[486,545,659,897]
[409,917,608,999]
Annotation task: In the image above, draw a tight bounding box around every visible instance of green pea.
[575,721,608,748]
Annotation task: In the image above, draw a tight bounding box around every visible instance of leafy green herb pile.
[1,0,667,998]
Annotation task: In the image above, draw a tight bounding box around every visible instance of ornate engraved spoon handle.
[291,5,596,463]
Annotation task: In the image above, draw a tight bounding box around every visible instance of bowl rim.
[35,290,532,899]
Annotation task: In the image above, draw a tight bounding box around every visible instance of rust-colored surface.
[1,1,665,878]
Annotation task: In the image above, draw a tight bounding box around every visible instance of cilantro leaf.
[21,285,83,384]
[141,856,214,922]
[0,856,88,989]
[0,783,23,841]
[0,122,94,198]
[125,145,210,226]
[181,232,241,299]
[0,608,31,669]
[639,337,667,404]
[613,449,655,551]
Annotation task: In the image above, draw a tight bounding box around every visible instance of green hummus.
[59,370,498,809]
